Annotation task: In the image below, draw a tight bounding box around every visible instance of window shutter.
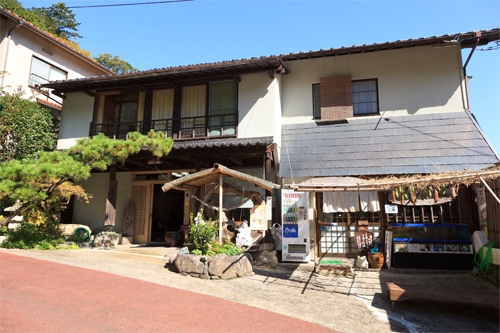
[320,75,353,121]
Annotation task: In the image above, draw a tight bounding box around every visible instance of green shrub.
[0,222,63,249]
[188,209,245,256]
[209,241,245,256]
[188,210,218,255]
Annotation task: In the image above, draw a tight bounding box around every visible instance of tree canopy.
[1,0,81,40]
[94,53,138,74]
[0,131,174,227]
[0,90,59,163]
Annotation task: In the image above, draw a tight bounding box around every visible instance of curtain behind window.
[209,80,237,136]
[352,80,377,115]
[181,85,206,136]
[152,89,174,131]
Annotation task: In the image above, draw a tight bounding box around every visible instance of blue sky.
[21,0,500,154]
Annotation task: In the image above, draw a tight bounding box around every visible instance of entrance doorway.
[150,184,184,243]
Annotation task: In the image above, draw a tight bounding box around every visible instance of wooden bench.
[386,282,499,311]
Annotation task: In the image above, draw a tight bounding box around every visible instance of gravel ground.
[1,246,498,333]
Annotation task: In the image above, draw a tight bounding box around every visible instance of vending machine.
[281,189,311,262]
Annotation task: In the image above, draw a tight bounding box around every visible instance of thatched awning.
[161,163,280,193]
[288,164,500,192]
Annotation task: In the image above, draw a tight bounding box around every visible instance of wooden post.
[219,174,223,242]
[480,177,500,205]
[105,182,117,228]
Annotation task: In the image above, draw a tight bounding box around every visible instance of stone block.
[174,254,205,275]
[121,236,133,245]
[93,231,120,247]
[208,253,253,279]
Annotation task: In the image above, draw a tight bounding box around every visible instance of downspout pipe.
[1,19,25,90]
[462,31,481,110]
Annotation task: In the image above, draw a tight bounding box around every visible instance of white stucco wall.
[238,72,281,143]
[72,172,132,234]
[57,92,95,149]
[281,44,465,124]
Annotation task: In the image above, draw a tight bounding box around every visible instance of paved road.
[0,252,335,333]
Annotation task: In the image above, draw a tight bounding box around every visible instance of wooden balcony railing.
[89,112,237,140]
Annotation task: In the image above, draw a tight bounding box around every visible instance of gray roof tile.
[279,111,499,177]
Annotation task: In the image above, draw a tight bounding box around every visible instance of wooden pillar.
[218,174,223,242]
[105,166,118,231]
[264,145,273,230]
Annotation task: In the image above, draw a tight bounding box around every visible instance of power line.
[65,0,193,9]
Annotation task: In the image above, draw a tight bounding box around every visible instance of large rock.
[173,253,253,279]
[174,254,206,276]
[207,253,254,279]
[93,231,120,247]
[250,250,278,269]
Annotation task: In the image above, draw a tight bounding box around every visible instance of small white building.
[0,7,113,113]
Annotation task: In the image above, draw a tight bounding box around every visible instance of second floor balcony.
[89,112,237,140]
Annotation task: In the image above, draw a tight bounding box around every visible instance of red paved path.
[0,252,335,333]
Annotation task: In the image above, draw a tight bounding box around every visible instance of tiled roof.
[279,111,500,178]
[43,28,500,92]
[0,7,113,74]
[172,137,273,151]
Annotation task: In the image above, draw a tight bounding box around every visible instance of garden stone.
[174,254,205,275]
[168,247,189,265]
[93,231,120,247]
[178,247,190,255]
[207,253,253,279]
[250,250,278,269]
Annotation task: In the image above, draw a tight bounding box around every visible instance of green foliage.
[188,210,218,255]
[69,131,173,170]
[0,131,173,226]
[1,0,81,41]
[0,91,59,163]
[0,222,63,249]
[39,2,82,40]
[208,241,245,256]
[0,150,91,224]
[188,210,245,256]
[94,53,138,74]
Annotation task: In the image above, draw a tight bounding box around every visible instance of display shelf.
[389,223,473,269]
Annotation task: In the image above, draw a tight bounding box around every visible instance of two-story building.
[43,29,500,268]
[0,7,113,114]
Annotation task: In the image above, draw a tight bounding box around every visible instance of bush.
[188,210,246,256]
[189,210,218,255]
[209,241,245,256]
[0,222,63,249]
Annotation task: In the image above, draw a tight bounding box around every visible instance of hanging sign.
[476,184,487,228]
[385,204,398,214]
[250,201,267,231]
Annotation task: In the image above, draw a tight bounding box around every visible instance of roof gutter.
[1,19,25,90]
